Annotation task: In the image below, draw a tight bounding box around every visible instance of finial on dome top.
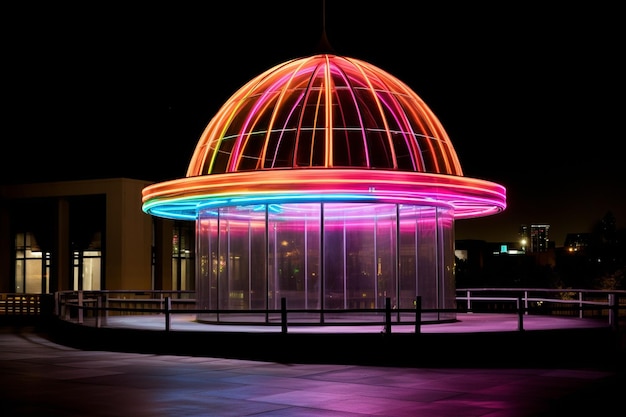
[314,0,335,54]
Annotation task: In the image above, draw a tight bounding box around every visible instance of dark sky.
[3,1,624,246]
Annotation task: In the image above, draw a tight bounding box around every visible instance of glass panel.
[323,204,346,310]
[375,205,397,310]
[82,251,101,291]
[173,223,195,291]
[265,203,320,313]
[345,207,376,310]
[15,260,24,293]
[14,232,48,294]
[268,212,278,311]
[73,252,80,290]
[304,209,321,311]
[417,207,438,315]
[398,206,418,310]
[44,252,50,293]
[217,210,232,310]
[249,213,267,310]
[226,211,251,310]
[274,216,303,309]
[439,207,456,320]
[195,215,214,315]
[172,258,180,290]
[173,230,180,256]
[180,257,193,291]
[25,259,42,293]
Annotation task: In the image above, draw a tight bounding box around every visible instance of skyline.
[3,1,624,246]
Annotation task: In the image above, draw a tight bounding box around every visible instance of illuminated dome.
[142,53,506,325]
[189,54,462,175]
[143,54,505,219]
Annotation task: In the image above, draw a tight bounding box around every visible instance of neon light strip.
[142,169,505,221]
[185,54,463,176]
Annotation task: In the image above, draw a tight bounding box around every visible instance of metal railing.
[0,293,42,316]
[457,287,625,326]
[2,288,624,333]
[44,288,625,334]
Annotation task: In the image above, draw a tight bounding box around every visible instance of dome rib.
[261,58,308,169]
[345,56,399,170]
[328,59,370,167]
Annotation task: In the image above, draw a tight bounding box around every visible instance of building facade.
[0,178,194,294]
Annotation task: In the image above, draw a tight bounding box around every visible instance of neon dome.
[142,53,506,324]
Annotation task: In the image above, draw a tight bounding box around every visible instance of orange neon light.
[144,54,505,221]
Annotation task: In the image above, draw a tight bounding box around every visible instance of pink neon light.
[143,54,506,221]
[142,169,506,220]
[186,54,463,176]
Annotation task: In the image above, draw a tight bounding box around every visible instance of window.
[14,232,49,294]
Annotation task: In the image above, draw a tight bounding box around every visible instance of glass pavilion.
[142,54,506,324]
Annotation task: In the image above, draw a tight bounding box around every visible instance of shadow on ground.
[42,316,625,371]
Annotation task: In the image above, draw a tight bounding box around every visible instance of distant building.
[519,225,529,251]
[529,224,550,253]
[563,233,592,253]
[455,237,556,288]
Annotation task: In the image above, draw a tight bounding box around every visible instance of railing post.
[608,293,618,330]
[54,292,60,317]
[466,289,471,312]
[165,296,171,332]
[385,297,392,334]
[579,291,584,318]
[95,295,102,328]
[281,297,288,334]
[78,290,84,324]
[414,296,422,334]
[517,296,524,331]
[63,293,70,320]
[524,290,529,315]
[102,293,108,326]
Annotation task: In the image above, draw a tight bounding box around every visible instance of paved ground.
[1,315,624,416]
[43,313,624,368]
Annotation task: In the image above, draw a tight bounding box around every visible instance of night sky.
[3,1,624,246]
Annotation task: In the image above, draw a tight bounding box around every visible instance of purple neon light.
[142,54,506,220]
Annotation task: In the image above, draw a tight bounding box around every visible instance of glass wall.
[195,202,456,324]
[73,250,101,291]
[172,222,195,291]
[14,232,50,294]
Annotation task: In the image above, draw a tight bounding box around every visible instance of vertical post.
[385,297,392,335]
[466,290,471,312]
[78,290,84,324]
[579,291,584,318]
[281,297,288,334]
[608,293,618,330]
[517,296,524,331]
[63,293,70,320]
[414,296,422,334]
[95,295,102,328]
[165,296,171,332]
[55,292,60,317]
[102,292,108,327]
[524,290,529,315]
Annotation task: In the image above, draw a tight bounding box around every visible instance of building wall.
[104,179,154,289]
[0,201,10,292]
[0,178,158,292]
